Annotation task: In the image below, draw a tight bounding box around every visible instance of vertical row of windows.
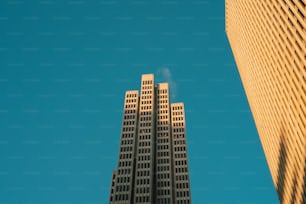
[109,172,116,202]
[113,93,138,203]
[156,88,172,202]
[171,105,190,203]
[134,79,154,203]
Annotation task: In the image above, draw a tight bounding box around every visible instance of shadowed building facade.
[109,74,191,204]
[226,1,305,204]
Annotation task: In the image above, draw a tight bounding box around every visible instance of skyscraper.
[226,1,305,204]
[109,74,191,204]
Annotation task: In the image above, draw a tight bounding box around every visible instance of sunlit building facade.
[109,74,191,204]
[226,1,306,204]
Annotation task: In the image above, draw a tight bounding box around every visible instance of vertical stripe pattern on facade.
[155,83,173,204]
[134,74,155,204]
[171,103,191,204]
[109,171,117,203]
[111,91,139,204]
[226,1,306,203]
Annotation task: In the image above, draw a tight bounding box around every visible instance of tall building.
[226,1,305,204]
[109,74,191,204]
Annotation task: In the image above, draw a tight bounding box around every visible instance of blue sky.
[0,0,279,203]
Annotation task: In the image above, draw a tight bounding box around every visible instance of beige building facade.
[109,74,191,204]
[226,1,305,203]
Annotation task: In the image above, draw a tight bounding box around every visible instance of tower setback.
[109,74,191,204]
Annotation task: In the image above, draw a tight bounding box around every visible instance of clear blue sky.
[0,0,279,203]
